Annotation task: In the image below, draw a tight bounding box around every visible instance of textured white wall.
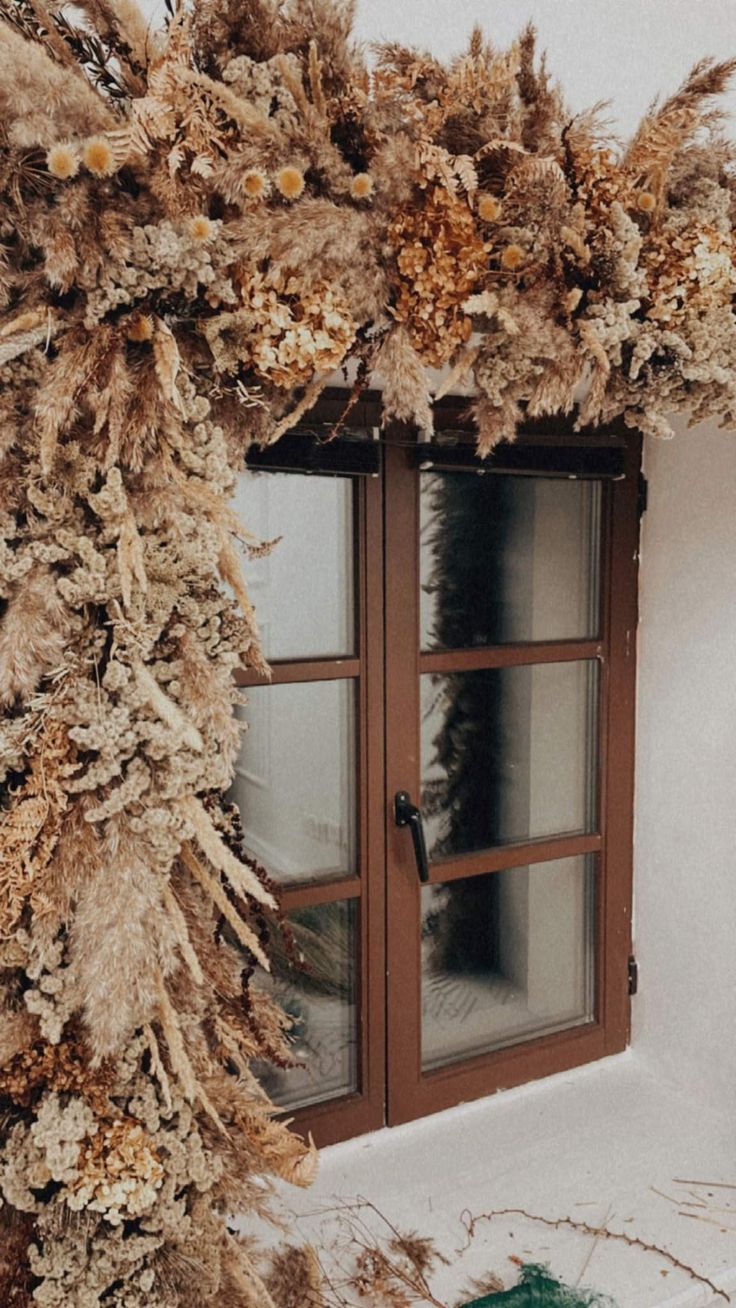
[634,423,736,1108]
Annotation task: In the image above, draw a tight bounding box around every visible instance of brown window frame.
[235,395,387,1146]
[235,391,641,1146]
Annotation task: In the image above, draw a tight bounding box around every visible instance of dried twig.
[650,1186,692,1207]
[678,1212,736,1234]
[574,1203,612,1287]
[673,1179,736,1191]
[292,1197,449,1308]
[459,1208,730,1303]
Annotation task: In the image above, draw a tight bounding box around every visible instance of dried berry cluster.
[1,1,736,1305]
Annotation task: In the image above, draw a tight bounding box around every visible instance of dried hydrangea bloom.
[68,1118,165,1222]
[389,186,488,367]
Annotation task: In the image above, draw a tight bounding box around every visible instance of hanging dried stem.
[181,798,277,911]
[156,971,228,1133]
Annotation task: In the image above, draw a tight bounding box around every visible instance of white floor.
[255,1050,736,1307]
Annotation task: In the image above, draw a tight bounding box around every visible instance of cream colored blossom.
[68,1118,164,1223]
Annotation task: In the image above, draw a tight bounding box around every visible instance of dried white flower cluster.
[2,1,736,1305]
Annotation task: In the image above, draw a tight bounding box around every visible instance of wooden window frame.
[235,396,387,1146]
[235,391,642,1145]
[385,409,641,1125]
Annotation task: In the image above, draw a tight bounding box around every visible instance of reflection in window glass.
[422,857,596,1069]
[421,662,598,858]
[231,470,355,661]
[232,680,356,885]
[253,900,358,1111]
[421,472,602,649]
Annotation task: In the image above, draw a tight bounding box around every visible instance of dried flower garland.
[2,0,736,1304]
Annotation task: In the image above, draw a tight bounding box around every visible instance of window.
[232,395,641,1146]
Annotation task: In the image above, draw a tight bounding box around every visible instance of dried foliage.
[2,1,736,1304]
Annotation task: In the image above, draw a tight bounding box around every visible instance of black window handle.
[394,791,430,883]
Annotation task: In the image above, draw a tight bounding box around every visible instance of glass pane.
[253,900,358,1110]
[421,661,598,858]
[421,472,602,649]
[232,680,356,884]
[422,856,596,1069]
[231,470,355,660]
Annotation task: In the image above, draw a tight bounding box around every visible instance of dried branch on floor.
[459,1207,729,1303]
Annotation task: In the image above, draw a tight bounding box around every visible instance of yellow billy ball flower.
[46,144,79,180]
[126,314,154,343]
[276,165,306,201]
[242,169,269,199]
[350,172,374,200]
[477,194,502,222]
[83,137,116,177]
[189,215,214,242]
[637,190,657,214]
[500,243,526,271]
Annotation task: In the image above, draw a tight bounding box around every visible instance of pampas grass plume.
[275,165,305,200]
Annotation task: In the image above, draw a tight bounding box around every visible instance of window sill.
[255,1050,736,1307]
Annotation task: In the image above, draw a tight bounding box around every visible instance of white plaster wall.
[634,421,736,1111]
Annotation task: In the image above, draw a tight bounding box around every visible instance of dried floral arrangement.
[2,0,736,1303]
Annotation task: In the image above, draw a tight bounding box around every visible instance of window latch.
[394,791,430,883]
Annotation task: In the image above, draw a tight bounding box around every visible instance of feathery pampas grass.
[2,1,736,1304]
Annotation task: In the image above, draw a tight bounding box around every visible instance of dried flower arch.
[1,0,735,1303]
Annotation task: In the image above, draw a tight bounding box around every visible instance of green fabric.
[461,1263,616,1307]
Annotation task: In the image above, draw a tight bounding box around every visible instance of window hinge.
[628,955,639,996]
[637,472,648,519]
